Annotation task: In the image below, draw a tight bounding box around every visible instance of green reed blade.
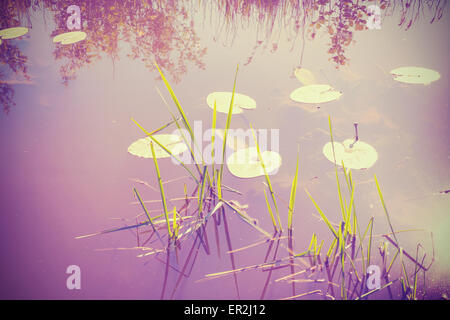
[344,182,355,237]
[337,224,346,299]
[150,141,172,238]
[288,149,300,230]
[316,240,324,256]
[131,118,199,184]
[219,64,239,188]
[153,70,211,189]
[307,233,316,252]
[366,217,374,266]
[172,206,178,239]
[387,249,399,274]
[400,248,411,289]
[374,174,399,245]
[211,100,217,180]
[355,280,396,300]
[349,171,358,236]
[154,62,194,140]
[263,189,278,232]
[133,187,165,246]
[328,116,346,223]
[155,86,203,178]
[305,188,338,239]
[327,238,337,258]
[251,124,282,231]
[198,166,207,214]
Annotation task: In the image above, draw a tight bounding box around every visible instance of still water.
[0,1,449,299]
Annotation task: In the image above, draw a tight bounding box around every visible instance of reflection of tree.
[44,0,207,85]
[208,0,447,68]
[0,0,34,114]
[0,44,30,114]
[0,0,447,113]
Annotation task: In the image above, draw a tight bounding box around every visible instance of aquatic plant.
[78,65,435,300]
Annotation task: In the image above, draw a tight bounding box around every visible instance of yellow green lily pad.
[0,27,28,39]
[207,92,256,114]
[214,129,249,151]
[227,147,282,178]
[128,134,187,159]
[322,139,378,170]
[53,31,87,45]
[290,84,342,104]
[390,66,440,85]
[294,68,317,86]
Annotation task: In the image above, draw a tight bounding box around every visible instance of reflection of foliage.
[0,0,447,113]
[0,79,16,114]
[209,0,447,68]
[44,0,207,85]
[307,0,371,67]
[0,0,33,114]
[0,43,30,113]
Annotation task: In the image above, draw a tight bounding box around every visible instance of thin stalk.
[150,141,172,238]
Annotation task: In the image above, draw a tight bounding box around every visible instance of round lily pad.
[290,84,342,104]
[214,129,249,151]
[128,134,187,159]
[207,92,256,114]
[294,68,317,86]
[227,147,282,178]
[390,66,440,85]
[53,31,87,45]
[0,27,28,39]
[322,139,378,170]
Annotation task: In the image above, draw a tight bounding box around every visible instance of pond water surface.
[0,1,449,299]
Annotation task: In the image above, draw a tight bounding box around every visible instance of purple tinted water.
[0,1,448,299]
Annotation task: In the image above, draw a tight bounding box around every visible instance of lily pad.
[214,129,249,151]
[290,84,342,104]
[0,27,28,39]
[227,147,282,178]
[128,134,187,159]
[294,68,317,86]
[322,139,378,170]
[207,92,256,114]
[53,31,87,45]
[390,66,440,85]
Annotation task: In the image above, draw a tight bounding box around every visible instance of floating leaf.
[290,84,342,104]
[128,134,187,159]
[53,31,87,45]
[226,147,281,178]
[390,66,440,85]
[207,92,256,114]
[215,129,249,151]
[0,27,28,39]
[323,139,378,169]
[294,68,317,85]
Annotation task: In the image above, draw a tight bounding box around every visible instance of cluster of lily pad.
[128,90,283,179]
[0,26,86,46]
[289,65,440,170]
[92,62,438,300]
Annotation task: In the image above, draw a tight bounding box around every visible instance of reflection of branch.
[46,0,206,85]
[209,0,447,68]
[0,39,30,114]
